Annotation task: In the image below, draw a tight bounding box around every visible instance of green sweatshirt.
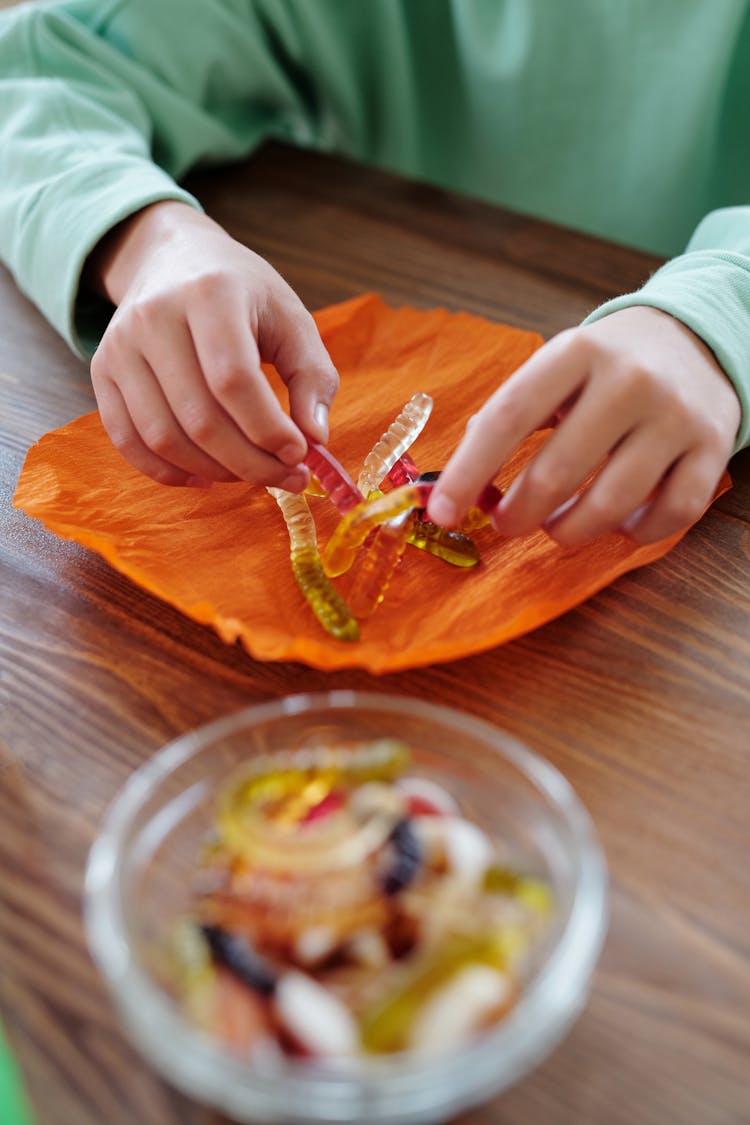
[1,0,749,448]
[0,1022,34,1125]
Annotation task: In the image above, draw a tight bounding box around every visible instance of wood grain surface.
[1,142,749,1125]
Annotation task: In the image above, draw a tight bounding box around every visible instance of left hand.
[427,306,741,545]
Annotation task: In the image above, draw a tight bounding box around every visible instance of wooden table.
[1,142,748,1125]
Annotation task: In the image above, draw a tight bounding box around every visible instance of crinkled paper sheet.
[13,294,729,673]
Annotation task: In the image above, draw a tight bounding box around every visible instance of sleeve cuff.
[583,250,750,453]
[20,157,202,358]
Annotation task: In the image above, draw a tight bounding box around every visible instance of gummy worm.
[223,739,410,811]
[268,487,359,642]
[357,393,433,497]
[323,479,502,577]
[386,453,420,488]
[347,509,414,617]
[391,464,500,531]
[218,739,411,870]
[386,465,480,565]
[476,482,504,513]
[303,473,327,498]
[359,930,517,1053]
[408,518,480,567]
[303,441,365,514]
[322,482,434,578]
[359,481,477,571]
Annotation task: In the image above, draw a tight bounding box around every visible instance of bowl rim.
[84,690,608,1120]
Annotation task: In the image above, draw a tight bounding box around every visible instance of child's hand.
[88,202,338,488]
[427,306,740,545]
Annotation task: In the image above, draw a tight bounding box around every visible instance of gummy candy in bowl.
[84,691,607,1124]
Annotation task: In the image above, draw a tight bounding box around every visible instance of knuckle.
[558,324,583,349]
[91,326,127,377]
[286,302,315,332]
[253,422,296,456]
[578,322,624,365]
[180,399,219,445]
[106,422,135,454]
[697,416,730,455]
[186,269,230,303]
[579,329,658,394]
[554,325,589,363]
[483,388,524,431]
[148,465,187,487]
[206,357,251,398]
[624,363,662,400]
[127,300,153,333]
[128,295,171,333]
[264,462,304,490]
[524,460,573,507]
[89,349,107,384]
[273,284,310,322]
[140,421,180,459]
[601,362,663,417]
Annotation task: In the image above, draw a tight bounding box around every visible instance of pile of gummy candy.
[267,393,503,641]
[169,737,553,1062]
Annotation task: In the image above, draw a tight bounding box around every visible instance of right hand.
[87,201,339,489]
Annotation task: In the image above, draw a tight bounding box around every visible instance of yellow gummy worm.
[268,487,359,641]
[460,507,491,533]
[359,929,522,1053]
[348,510,414,617]
[322,483,427,578]
[408,518,480,567]
[303,473,327,498]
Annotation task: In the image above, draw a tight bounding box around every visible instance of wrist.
[85,200,205,305]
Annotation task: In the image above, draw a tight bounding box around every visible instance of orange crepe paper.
[13,294,730,673]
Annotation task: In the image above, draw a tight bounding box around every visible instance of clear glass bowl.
[85,691,607,1124]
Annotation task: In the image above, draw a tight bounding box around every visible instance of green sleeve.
[584,206,750,452]
[0,1023,34,1125]
[0,0,323,357]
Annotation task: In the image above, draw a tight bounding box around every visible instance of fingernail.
[279,468,308,492]
[543,496,578,528]
[314,402,329,441]
[427,494,458,526]
[620,503,649,534]
[185,476,213,489]
[278,442,305,467]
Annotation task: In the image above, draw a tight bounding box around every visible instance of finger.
[492,376,647,537]
[427,330,589,526]
[188,286,308,466]
[144,318,307,485]
[542,425,675,545]
[103,349,244,482]
[94,375,200,486]
[260,287,340,444]
[538,389,583,430]
[622,450,722,545]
